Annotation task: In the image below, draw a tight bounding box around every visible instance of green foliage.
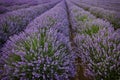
[76,15,88,22]
[82,25,99,35]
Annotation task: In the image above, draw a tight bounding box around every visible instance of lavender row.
[0,1,59,48]
[0,1,76,80]
[0,29,75,80]
[67,2,112,36]
[70,0,120,29]
[0,0,36,6]
[0,3,39,14]
[74,27,120,80]
[6,2,44,12]
[72,0,120,12]
[67,1,120,79]
[26,1,70,37]
[0,0,61,14]
[66,0,96,33]
[0,6,9,14]
[0,0,50,6]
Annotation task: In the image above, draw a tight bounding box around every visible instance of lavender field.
[0,0,120,80]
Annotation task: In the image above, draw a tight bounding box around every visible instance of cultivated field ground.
[0,0,120,80]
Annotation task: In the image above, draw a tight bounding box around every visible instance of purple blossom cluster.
[72,0,120,12]
[1,28,76,80]
[67,0,120,79]
[70,0,120,29]
[1,3,39,14]
[0,1,59,48]
[0,0,50,6]
[26,1,69,37]
[66,1,96,32]
[0,0,120,80]
[0,0,61,14]
[0,1,76,80]
[74,28,120,80]
[0,6,9,14]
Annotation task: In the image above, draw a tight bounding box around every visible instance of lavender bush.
[1,0,60,14]
[0,1,59,47]
[74,24,120,80]
[70,0,120,29]
[0,1,76,79]
[76,19,113,36]
[26,1,69,37]
[0,0,119,80]
[89,7,120,29]
[69,0,90,11]
[67,2,120,79]
[66,1,96,32]
[72,0,120,12]
[1,26,76,80]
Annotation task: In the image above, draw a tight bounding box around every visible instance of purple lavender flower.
[0,1,59,47]
[70,0,120,29]
[66,1,114,36]
[0,6,9,14]
[74,27,120,80]
[1,27,76,80]
[66,1,96,32]
[0,1,76,79]
[0,0,58,6]
[26,1,70,37]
